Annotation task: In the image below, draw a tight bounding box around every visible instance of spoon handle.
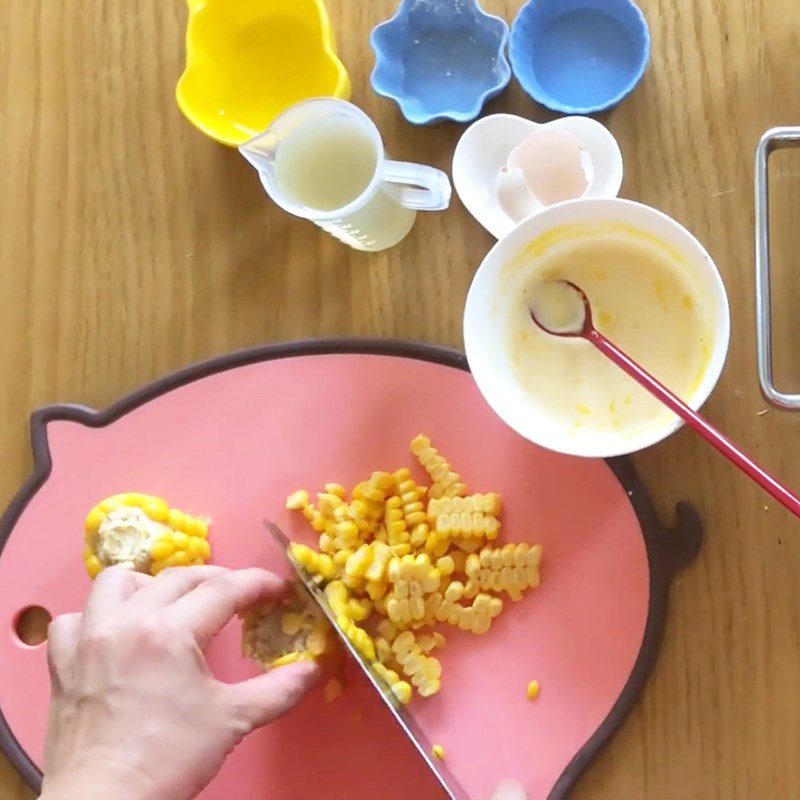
[589,328,800,518]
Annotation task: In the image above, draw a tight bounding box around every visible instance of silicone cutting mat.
[0,340,701,800]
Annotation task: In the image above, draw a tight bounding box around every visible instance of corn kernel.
[167,509,185,530]
[172,531,190,551]
[195,538,212,560]
[84,555,103,579]
[526,680,540,700]
[150,539,175,561]
[418,679,441,697]
[323,677,344,703]
[272,652,305,667]
[391,681,412,704]
[286,489,309,510]
[432,744,445,760]
[306,627,329,656]
[84,507,105,536]
[255,434,542,702]
[411,435,466,500]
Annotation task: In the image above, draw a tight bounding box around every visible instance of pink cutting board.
[0,341,701,800]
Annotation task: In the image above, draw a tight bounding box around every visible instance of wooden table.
[2,0,800,797]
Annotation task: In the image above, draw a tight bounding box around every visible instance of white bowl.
[463,198,731,458]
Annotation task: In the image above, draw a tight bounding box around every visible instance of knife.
[264,520,471,800]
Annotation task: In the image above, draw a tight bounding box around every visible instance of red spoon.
[530,280,800,518]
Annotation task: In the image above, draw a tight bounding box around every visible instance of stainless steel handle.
[755,127,800,409]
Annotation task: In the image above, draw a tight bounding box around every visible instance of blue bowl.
[510,0,650,114]
[370,0,511,125]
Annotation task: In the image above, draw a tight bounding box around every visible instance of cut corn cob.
[83,492,211,578]
[241,584,334,668]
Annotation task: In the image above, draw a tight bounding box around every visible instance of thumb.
[223,660,322,732]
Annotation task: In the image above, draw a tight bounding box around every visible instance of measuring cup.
[239,98,452,251]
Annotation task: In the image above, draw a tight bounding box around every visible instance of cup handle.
[381,160,452,211]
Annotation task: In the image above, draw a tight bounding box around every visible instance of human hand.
[39,566,320,800]
[490,780,527,800]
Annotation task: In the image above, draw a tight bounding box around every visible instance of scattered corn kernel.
[411,435,467,499]
[244,434,543,702]
[323,677,344,703]
[527,680,540,700]
[286,489,310,510]
[432,744,446,760]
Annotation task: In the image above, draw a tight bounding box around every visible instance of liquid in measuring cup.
[272,116,416,251]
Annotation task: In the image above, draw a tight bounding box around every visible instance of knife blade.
[264,520,471,800]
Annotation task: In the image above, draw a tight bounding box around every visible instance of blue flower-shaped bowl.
[510,0,651,114]
[371,0,511,125]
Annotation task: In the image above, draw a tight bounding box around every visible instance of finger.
[221,660,321,732]
[169,568,287,648]
[82,566,145,630]
[124,566,230,617]
[491,781,527,800]
[47,613,81,686]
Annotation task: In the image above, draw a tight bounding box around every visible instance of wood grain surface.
[2,1,800,798]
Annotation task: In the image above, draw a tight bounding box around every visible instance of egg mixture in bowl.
[464,198,730,458]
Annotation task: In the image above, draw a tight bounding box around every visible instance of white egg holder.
[452,114,624,240]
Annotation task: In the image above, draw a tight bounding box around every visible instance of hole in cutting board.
[14,605,52,647]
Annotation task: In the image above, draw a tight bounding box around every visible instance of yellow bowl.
[176,0,351,147]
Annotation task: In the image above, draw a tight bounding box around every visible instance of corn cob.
[83,492,211,578]
[241,584,334,668]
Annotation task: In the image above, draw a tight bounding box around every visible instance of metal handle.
[755,127,800,408]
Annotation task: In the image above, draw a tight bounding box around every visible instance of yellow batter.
[504,224,714,436]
